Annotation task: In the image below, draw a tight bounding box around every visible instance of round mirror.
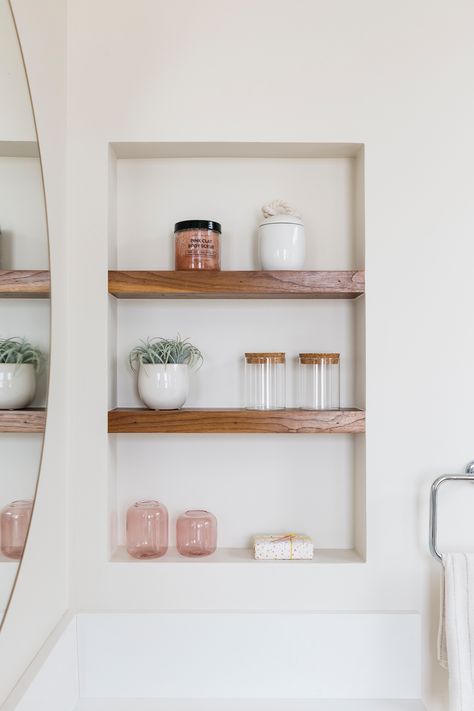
[0,0,49,627]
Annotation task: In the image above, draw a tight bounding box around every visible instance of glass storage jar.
[245,352,286,410]
[176,510,217,557]
[0,499,33,559]
[298,353,340,410]
[126,499,168,559]
[174,220,221,271]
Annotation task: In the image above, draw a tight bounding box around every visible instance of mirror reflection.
[0,0,50,626]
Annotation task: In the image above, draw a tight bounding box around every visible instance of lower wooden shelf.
[0,408,46,433]
[111,546,363,565]
[108,408,365,434]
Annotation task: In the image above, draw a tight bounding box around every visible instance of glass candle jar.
[174,220,221,271]
[298,353,340,410]
[0,499,33,559]
[126,499,168,559]
[176,510,217,557]
[245,352,286,410]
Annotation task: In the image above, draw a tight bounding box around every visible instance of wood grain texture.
[0,409,46,433]
[108,408,365,434]
[0,270,50,298]
[108,270,364,299]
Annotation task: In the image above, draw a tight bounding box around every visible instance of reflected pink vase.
[126,500,168,559]
[176,509,217,557]
[1,500,33,559]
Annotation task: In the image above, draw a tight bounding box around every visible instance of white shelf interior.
[0,301,50,405]
[110,432,365,556]
[0,433,44,614]
[107,141,366,564]
[111,546,363,565]
[111,144,364,272]
[0,153,48,270]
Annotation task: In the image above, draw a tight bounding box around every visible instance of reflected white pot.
[138,363,189,410]
[258,215,305,270]
[0,364,36,409]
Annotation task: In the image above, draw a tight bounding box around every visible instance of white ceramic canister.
[258,214,305,270]
[138,363,189,410]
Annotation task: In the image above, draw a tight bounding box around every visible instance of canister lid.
[258,214,303,228]
[245,352,286,364]
[299,353,340,364]
[174,220,222,233]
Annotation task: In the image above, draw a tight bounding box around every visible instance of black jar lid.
[174,220,222,234]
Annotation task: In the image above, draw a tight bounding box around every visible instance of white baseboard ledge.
[74,700,427,711]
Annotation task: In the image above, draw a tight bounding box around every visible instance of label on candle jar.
[188,235,217,255]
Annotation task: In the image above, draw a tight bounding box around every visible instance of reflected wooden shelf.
[0,140,39,158]
[108,270,364,299]
[0,409,46,433]
[0,270,50,298]
[108,408,365,434]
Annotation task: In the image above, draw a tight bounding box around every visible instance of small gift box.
[254,533,313,560]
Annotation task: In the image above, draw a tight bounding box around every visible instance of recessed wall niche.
[107,142,365,564]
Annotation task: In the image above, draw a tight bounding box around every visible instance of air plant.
[129,335,203,372]
[0,337,43,373]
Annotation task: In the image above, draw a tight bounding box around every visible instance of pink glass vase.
[176,509,217,557]
[126,500,168,559]
[1,500,33,559]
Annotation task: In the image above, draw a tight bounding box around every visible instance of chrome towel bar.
[429,460,474,562]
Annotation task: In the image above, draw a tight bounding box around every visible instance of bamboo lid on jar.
[245,352,286,364]
[299,353,340,364]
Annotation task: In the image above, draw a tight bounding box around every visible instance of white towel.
[438,553,474,710]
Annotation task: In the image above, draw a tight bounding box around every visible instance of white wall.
[1,1,474,709]
[76,612,421,700]
[0,0,34,142]
[3,612,422,707]
[64,3,474,711]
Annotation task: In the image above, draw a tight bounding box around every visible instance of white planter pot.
[258,215,305,270]
[0,364,36,409]
[138,363,189,410]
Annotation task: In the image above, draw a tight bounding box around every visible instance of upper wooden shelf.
[0,409,46,433]
[0,270,50,298]
[108,270,364,299]
[108,408,365,434]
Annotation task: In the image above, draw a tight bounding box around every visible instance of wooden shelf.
[108,408,365,434]
[0,409,46,433]
[108,270,364,299]
[0,270,50,298]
